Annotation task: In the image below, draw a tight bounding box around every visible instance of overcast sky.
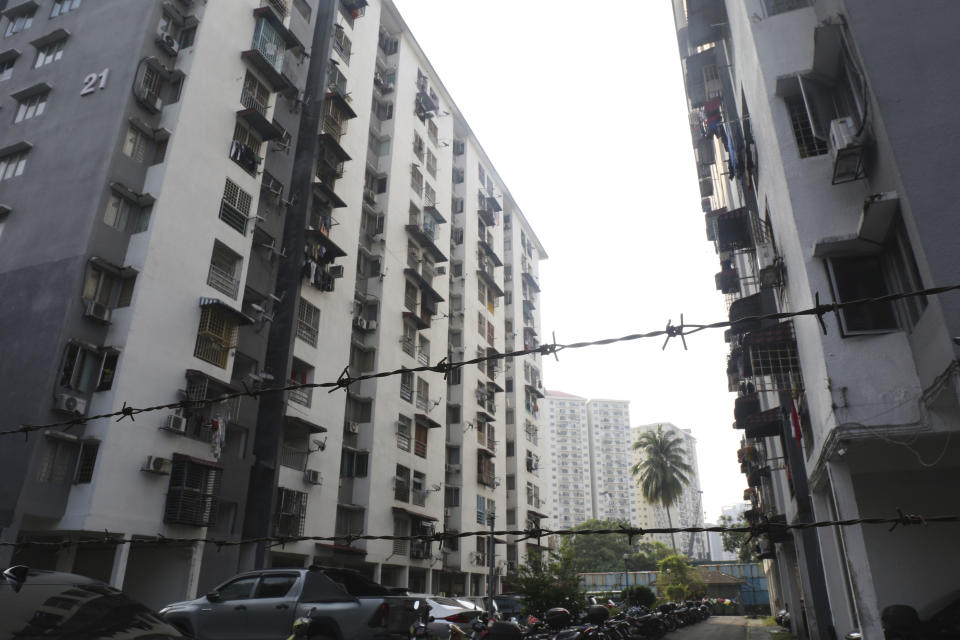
[391,0,743,522]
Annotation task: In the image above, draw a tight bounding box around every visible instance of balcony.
[686,0,725,48]
[279,444,308,471]
[477,266,504,298]
[705,207,763,253]
[242,20,295,95]
[405,268,444,304]
[715,267,739,294]
[207,263,240,299]
[287,379,312,407]
[477,470,496,488]
[405,221,448,263]
[237,92,283,142]
[521,271,540,293]
[261,0,289,19]
[477,236,502,267]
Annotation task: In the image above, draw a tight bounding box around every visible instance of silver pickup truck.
[159,566,421,640]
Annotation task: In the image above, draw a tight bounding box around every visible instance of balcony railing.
[207,263,240,299]
[279,444,308,471]
[262,0,289,18]
[240,88,268,117]
[477,471,496,487]
[288,379,312,407]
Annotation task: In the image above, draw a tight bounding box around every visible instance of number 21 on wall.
[81,68,110,96]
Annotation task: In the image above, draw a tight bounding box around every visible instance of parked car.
[159,566,422,640]
[1,565,187,639]
[493,594,526,620]
[403,594,483,639]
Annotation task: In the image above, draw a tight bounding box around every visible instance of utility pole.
[487,512,496,615]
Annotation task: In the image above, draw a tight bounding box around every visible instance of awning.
[521,271,541,292]
[319,132,352,161]
[476,410,495,424]
[476,268,504,297]
[109,181,155,207]
[424,204,446,224]
[706,207,754,252]
[478,239,503,267]
[325,90,358,120]
[404,268,444,303]
[487,380,504,394]
[811,23,844,81]
[240,49,295,94]
[89,256,138,279]
[525,384,544,399]
[306,230,347,260]
[743,408,782,439]
[185,368,240,395]
[285,415,327,433]
[527,507,549,519]
[813,192,899,257]
[415,413,442,429]
[728,289,777,335]
[236,107,284,141]
[199,297,255,325]
[312,178,348,208]
[393,506,438,522]
[477,447,495,459]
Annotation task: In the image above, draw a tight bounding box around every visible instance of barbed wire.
[6,282,959,439]
[6,510,954,550]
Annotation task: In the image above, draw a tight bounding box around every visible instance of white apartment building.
[544,392,593,530]
[588,400,637,526]
[0,0,546,609]
[631,423,707,559]
[672,0,960,637]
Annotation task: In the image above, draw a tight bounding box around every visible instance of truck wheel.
[308,635,335,640]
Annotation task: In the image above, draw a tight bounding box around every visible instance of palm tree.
[631,424,693,554]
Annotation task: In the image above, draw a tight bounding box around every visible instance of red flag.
[790,399,803,450]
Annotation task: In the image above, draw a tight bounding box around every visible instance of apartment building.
[671,0,960,637]
[631,423,707,559]
[543,392,593,530]
[0,0,546,608]
[588,400,637,526]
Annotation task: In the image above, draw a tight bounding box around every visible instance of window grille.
[164,458,222,526]
[275,487,308,536]
[397,415,412,451]
[207,242,241,299]
[220,179,252,233]
[251,18,286,71]
[786,95,827,158]
[74,440,99,484]
[296,298,320,346]
[194,306,237,368]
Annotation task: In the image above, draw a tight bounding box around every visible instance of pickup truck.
[159,566,421,640]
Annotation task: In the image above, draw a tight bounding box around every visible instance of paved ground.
[666,616,782,640]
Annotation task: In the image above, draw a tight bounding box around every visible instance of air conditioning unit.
[829,116,867,184]
[54,393,87,416]
[156,31,181,56]
[142,456,172,474]
[346,422,360,434]
[445,463,461,473]
[329,265,345,279]
[160,413,186,434]
[304,469,323,485]
[83,300,112,324]
[435,266,446,275]
[759,263,784,289]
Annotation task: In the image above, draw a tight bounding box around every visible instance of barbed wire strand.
[6,283,959,439]
[5,510,953,550]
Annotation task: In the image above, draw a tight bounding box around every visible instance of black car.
[1,565,187,639]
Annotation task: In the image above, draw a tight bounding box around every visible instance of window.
[413,132,425,161]
[395,464,411,502]
[297,298,320,346]
[164,457,222,527]
[340,448,369,477]
[5,9,34,37]
[410,165,423,196]
[59,342,117,393]
[0,56,14,81]
[414,422,428,457]
[220,178,253,234]
[426,150,437,178]
[241,71,270,116]
[230,122,262,174]
[424,183,436,207]
[74,440,99,483]
[103,193,149,233]
[294,0,312,20]
[207,241,242,299]
[400,370,413,402]
[826,220,926,335]
[332,24,351,62]
[251,17,286,71]
[34,40,65,67]
[14,91,47,122]
[444,485,460,507]
[122,125,150,163]
[37,437,74,484]
[762,0,810,16]
[50,0,82,18]
[275,488,308,537]
[411,471,426,505]
[478,165,486,186]
[476,495,486,525]
[396,414,412,451]
[194,305,239,368]
[83,263,135,310]
[256,574,298,599]
[392,517,409,555]
[415,377,429,411]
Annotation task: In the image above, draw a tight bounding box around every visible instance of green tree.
[511,547,585,617]
[631,425,693,554]
[656,555,706,601]
[719,514,758,563]
[559,521,675,573]
[621,584,656,608]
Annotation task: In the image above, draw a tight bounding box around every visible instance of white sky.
[391,0,743,522]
